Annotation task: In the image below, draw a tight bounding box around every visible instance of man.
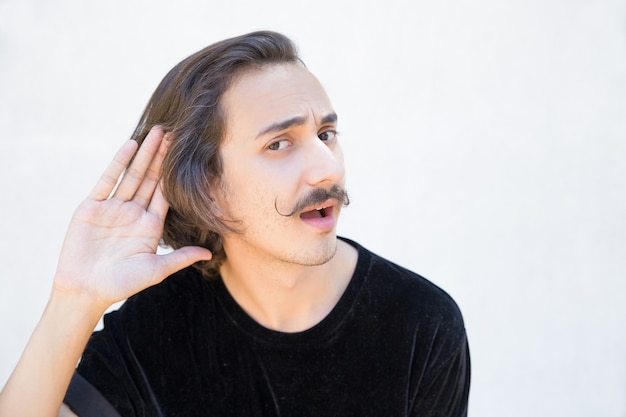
[0,31,470,416]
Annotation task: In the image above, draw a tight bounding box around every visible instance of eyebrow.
[256,112,338,138]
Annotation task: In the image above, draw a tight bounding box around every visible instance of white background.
[1,0,625,415]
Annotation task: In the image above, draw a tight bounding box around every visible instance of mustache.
[274,184,350,217]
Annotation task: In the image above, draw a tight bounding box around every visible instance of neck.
[218,238,358,332]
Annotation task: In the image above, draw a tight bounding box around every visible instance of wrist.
[47,287,110,329]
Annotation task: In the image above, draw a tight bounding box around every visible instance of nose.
[301,135,345,187]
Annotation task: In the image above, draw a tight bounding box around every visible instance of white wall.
[1,0,625,415]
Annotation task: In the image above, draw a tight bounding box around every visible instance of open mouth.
[300,206,330,219]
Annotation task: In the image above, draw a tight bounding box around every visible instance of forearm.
[0,289,107,417]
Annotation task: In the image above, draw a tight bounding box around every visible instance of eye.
[318,130,337,142]
[267,139,291,151]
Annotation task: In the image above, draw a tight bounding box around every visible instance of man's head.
[131,31,348,278]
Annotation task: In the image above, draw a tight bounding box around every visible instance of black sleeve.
[409,334,471,417]
[62,270,206,417]
[62,307,160,417]
[64,372,122,417]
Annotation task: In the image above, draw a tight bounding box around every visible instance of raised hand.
[52,126,212,310]
[0,126,213,417]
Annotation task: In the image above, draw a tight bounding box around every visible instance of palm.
[53,128,211,308]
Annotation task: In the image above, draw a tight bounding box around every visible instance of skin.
[0,63,357,416]
[217,63,357,331]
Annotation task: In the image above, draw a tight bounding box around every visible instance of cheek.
[224,175,275,222]
[220,150,301,219]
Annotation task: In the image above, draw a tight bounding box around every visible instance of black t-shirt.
[65,238,470,416]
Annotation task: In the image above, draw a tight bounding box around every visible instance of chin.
[285,235,338,266]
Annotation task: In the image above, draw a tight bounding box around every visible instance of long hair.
[130,31,302,279]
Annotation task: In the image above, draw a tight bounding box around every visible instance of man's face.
[216,63,346,266]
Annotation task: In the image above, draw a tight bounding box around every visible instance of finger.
[151,246,213,285]
[133,132,169,208]
[146,182,170,222]
[89,140,139,201]
[113,126,164,202]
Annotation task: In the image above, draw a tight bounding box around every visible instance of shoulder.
[132,266,209,304]
[73,268,219,416]
[345,238,467,340]
[104,266,213,330]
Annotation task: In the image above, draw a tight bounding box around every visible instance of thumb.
[155,246,213,280]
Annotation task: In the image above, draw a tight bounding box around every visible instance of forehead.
[221,63,334,138]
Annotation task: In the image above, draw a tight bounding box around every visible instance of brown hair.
[130,31,302,279]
